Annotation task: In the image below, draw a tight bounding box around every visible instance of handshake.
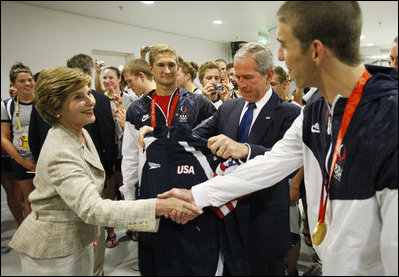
[155,188,199,224]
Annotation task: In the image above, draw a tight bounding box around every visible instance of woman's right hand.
[155,196,203,224]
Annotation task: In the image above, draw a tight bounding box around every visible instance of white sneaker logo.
[142,114,150,122]
[148,162,161,169]
[311,123,320,133]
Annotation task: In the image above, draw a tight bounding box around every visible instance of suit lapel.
[248,92,280,144]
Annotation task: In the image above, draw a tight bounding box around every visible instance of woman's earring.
[55,114,60,118]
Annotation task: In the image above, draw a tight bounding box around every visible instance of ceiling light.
[213,20,223,25]
[141,1,154,4]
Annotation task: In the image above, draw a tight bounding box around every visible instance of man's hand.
[201,83,217,101]
[290,167,304,206]
[138,126,154,149]
[157,188,198,224]
[208,134,249,159]
[219,80,231,102]
[94,59,105,73]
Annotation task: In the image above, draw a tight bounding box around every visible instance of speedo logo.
[148,162,161,169]
[177,165,195,175]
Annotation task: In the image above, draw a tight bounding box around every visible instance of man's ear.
[266,69,274,83]
[139,72,146,81]
[311,40,325,65]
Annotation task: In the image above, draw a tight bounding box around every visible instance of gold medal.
[312,221,327,245]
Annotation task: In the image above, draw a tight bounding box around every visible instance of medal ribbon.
[317,69,371,226]
[15,96,22,130]
[151,89,179,127]
[105,91,127,110]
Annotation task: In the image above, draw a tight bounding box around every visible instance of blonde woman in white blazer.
[8,66,201,276]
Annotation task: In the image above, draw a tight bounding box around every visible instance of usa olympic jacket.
[191,65,398,275]
[138,126,221,275]
[120,88,216,200]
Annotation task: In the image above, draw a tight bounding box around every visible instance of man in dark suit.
[193,42,301,276]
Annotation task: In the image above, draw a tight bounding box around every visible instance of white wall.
[1,1,229,100]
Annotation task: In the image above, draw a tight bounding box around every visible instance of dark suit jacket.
[194,91,301,273]
[29,90,117,174]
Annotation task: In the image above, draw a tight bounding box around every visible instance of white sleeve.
[376,188,398,275]
[120,122,140,200]
[192,111,304,209]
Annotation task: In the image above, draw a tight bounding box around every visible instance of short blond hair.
[34,66,91,126]
[198,61,221,83]
[148,44,178,67]
[123,58,153,80]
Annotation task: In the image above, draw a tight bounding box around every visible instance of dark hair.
[277,1,362,66]
[33,72,41,82]
[9,62,33,83]
[104,66,121,79]
[226,62,234,70]
[394,36,398,44]
[66,54,94,74]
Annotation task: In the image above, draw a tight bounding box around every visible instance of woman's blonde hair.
[34,66,91,126]
[180,61,199,82]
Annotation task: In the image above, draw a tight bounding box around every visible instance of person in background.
[389,36,398,69]
[1,89,24,227]
[7,65,201,276]
[121,58,156,243]
[160,1,398,275]
[122,58,156,98]
[1,62,36,221]
[101,65,136,248]
[176,61,202,94]
[226,62,241,98]
[215,58,228,79]
[271,66,294,101]
[198,61,230,108]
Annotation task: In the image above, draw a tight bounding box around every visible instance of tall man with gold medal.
[159,2,398,275]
